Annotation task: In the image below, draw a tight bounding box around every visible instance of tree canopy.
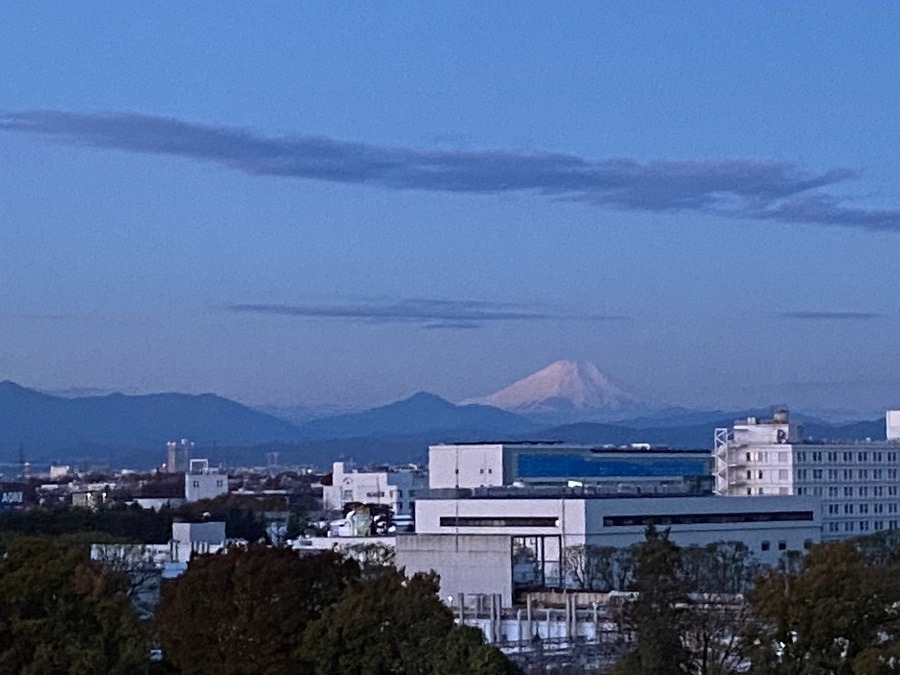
[156,545,360,674]
[0,536,150,674]
[299,570,520,675]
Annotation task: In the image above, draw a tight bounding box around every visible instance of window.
[844,504,854,514]
[797,487,806,495]
[875,503,884,514]
[844,469,853,480]
[192,481,200,488]
[874,469,883,480]
[860,452,869,462]
[828,469,839,480]
[828,522,840,532]
[813,487,823,496]
[860,520,871,532]
[746,452,752,462]
[761,541,771,552]
[601,510,815,527]
[875,486,884,497]
[860,487,869,497]
[796,469,808,480]
[828,486,839,497]
[778,541,787,551]
[746,470,752,480]
[442,516,558,528]
[812,451,822,462]
[779,469,789,480]
[860,504,869,514]
[827,452,837,462]
[828,504,839,514]
[812,469,823,480]
[889,452,897,463]
[845,522,855,532]
[859,469,869,480]
[758,470,764,479]
[844,487,853,497]
[797,451,807,462]
[843,451,852,462]
[890,469,898,480]
[779,452,788,463]
[215,480,223,488]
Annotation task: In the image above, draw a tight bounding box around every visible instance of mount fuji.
[467,360,660,424]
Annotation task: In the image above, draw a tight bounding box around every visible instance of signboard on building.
[0,483,30,509]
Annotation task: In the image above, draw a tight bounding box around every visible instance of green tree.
[156,545,359,674]
[744,540,900,674]
[299,570,520,675]
[0,536,150,674]
[612,526,691,675]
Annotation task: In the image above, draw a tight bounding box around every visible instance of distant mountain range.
[296,392,534,440]
[0,375,889,470]
[0,380,302,460]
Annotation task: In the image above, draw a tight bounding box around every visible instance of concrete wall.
[184,473,228,502]
[429,444,505,489]
[583,495,820,567]
[397,533,515,606]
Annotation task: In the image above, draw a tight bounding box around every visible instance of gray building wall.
[397,533,515,606]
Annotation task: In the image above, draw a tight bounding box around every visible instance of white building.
[323,461,426,517]
[714,410,900,539]
[91,521,228,573]
[184,459,228,503]
[399,491,820,606]
[429,443,712,491]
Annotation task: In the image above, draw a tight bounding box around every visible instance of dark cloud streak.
[780,311,883,321]
[3,110,900,231]
[225,299,627,329]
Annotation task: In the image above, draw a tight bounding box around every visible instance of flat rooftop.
[431,442,710,455]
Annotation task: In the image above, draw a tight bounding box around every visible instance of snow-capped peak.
[469,360,646,421]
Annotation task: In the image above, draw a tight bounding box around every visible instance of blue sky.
[1,2,899,413]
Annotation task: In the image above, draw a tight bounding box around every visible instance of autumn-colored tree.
[0,536,150,674]
[298,570,520,675]
[156,545,360,674]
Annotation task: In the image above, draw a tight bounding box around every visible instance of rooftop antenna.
[18,443,26,480]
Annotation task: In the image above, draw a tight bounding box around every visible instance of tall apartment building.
[714,409,900,539]
[165,439,194,474]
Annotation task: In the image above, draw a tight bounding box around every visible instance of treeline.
[0,537,520,674]
[611,527,900,675]
[0,494,292,544]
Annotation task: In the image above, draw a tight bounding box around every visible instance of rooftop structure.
[428,442,712,492]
